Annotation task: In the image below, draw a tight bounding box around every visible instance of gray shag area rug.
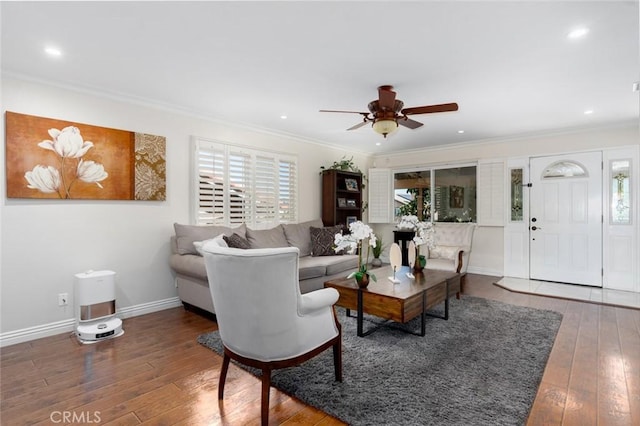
[197,296,562,426]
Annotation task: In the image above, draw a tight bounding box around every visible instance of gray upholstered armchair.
[202,245,342,426]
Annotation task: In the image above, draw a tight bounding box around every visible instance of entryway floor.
[496,277,640,310]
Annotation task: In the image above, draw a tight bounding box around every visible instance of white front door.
[529,152,602,286]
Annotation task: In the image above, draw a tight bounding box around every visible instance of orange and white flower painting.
[6,112,166,200]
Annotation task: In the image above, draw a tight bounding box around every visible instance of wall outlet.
[58,293,68,306]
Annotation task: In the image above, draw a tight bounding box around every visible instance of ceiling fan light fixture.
[372,119,398,138]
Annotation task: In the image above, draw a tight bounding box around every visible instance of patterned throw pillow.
[310,226,343,256]
[429,246,459,260]
[223,233,251,249]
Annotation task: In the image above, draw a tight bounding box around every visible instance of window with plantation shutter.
[193,138,298,226]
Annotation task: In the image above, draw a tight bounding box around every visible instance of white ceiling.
[2,1,638,154]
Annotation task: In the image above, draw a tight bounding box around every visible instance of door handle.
[531,226,541,231]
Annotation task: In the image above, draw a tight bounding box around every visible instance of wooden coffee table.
[324,265,461,337]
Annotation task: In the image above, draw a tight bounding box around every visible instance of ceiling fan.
[320,85,458,138]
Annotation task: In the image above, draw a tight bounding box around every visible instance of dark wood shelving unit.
[322,169,363,227]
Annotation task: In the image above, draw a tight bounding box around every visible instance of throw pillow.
[193,233,228,256]
[245,225,289,249]
[310,226,343,256]
[223,233,251,249]
[282,219,324,257]
[429,246,459,260]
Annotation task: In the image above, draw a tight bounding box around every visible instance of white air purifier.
[74,270,124,344]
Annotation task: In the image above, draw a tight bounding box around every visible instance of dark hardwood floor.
[1,274,639,425]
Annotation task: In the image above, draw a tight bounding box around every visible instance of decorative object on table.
[406,241,416,279]
[345,178,359,191]
[337,197,347,207]
[397,215,435,274]
[387,243,402,283]
[371,234,384,267]
[5,111,166,200]
[334,221,378,287]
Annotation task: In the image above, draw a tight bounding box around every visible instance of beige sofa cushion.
[246,225,289,249]
[174,223,246,255]
[282,219,324,257]
[298,254,358,280]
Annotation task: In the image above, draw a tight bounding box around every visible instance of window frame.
[391,162,478,223]
[192,137,298,227]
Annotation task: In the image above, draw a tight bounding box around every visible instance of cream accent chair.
[202,245,342,426]
[425,223,476,296]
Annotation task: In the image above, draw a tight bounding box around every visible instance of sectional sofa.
[169,219,358,315]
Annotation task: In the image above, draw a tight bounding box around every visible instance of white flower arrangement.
[397,215,435,250]
[334,221,378,282]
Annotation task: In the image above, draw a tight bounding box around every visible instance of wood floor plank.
[2,273,639,426]
[616,307,640,425]
[597,306,632,425]
[560,303,599,424]
[526,381,566,425]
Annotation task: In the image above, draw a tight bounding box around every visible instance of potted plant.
[319,156,362,174]
[333,221,378,287]
[371,234,384,267]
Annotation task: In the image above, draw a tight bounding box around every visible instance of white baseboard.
[466,266,503,277]
[0,297,182,348]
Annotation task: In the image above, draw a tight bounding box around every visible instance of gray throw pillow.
[282,219,324,257]
[310,226,344,256]
[245,225,289,249]
[223,233,251,249]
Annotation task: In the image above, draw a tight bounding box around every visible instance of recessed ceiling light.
[568,27,589,39]
[45,46,62,56]
[457,130,465,134]
[280,115,287,119]
[376,142,381,146]
[584,109,594,115]
[633,82,639,92]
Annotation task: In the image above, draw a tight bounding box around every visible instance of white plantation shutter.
[368,168,393,223]
[228,149,252,226]
[196,143,225,225]
[254,155,277,224]
[193,138,298,226]
[278,159,297,222]
[477,160,505,226]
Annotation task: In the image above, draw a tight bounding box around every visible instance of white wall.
[0,76,369,340]
[371,124,639,276]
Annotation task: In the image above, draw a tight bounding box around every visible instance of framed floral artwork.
[5,112,166,200]
[450,185,464,208]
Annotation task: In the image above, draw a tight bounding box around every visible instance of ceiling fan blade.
[401,102,459,115]
[398,117,424,129]
[347,121,369,131]
[378,85,396,110]
[319,109,369,114]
